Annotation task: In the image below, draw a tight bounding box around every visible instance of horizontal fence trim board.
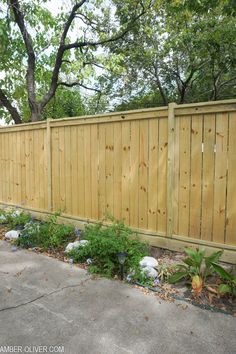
[174,98,236,109]
[176,104,236,116]
[50,112,168,127]
[0,125,47,133]
[47,106,169,123]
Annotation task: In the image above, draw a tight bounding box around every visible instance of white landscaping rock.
[5,230,20,240]
[142,266,158,279]
[139,256,158,268]
[65,240,88,253]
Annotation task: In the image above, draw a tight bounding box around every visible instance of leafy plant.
[168,248,223,294]
[157,263,174,283]
[0,208,31,228]
[67,218,149,280]
[17,213,75,250]
[211,263,236,298]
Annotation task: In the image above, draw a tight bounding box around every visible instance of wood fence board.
[157,118,168,234]
[105,123,114,217]
[212,113,228,244]
[129,121,140,228]
[121,122,131,224]
[173,118,180,235]
[98,124,106,219]
[91,124,99,220]
[178,116,191,236]
[189,115,203,238]
[113,122,122,220]
[226,112,236,245]
[84,125,92,218]
[201,114,216,241]
[139,120,148,229]
[77,126,85,217]
[148,119,159,231]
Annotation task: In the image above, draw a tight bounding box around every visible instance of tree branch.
[40,0,88,108]
[0,88,22,124]
[58,81,101,93]
[9,0,36,108]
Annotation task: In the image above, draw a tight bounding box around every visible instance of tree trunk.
[29,101,42,122]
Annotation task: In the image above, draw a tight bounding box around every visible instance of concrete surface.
[0,240,235,354]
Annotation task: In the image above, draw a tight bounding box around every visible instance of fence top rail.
[0,98,236,131]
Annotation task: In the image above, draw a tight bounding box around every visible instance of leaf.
[205,250,223,266]
[191,275,203,294]
[168,271,187,284]
[183,257,195,266]
[211,263,234,281]
[218,284,231,295]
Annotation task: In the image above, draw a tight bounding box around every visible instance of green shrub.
[17,213,75,250]
[67,218,149,279]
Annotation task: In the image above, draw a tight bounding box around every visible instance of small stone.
[142,266,158,278]
[5,230,20,240]
[65,239,88,253]
[140,256,158,268]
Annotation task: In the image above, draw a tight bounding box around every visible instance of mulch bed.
[0,225,235,316]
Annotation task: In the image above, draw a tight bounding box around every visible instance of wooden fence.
[0,99,236,263]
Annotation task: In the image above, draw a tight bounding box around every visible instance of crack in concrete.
[0,278,91,313]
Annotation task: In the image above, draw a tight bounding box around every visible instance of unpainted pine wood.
[167,104,176,237]
[189,115,203,238]
[38,129,46,210]
[90,124,99,220]
[121,122,131,224]
[0,133,5,202]
[33,129,40,208]
[129,120,140,228]
[24,131,30,207]
[225,112,236,245]
[43,128,48,209]
[113,122,122,220]
[157,118,168,234]
[58,127,66,212]
[29,131,35,207]
[15,131,21,204]
[64,126,72,214]
[51,127,60,211]
[98,124,106,219]
[20,130,26,207]
[201,114,216,241]
[173,117,180,235]
[4,133,9,203]
[138,120,149,229]
[212,113,228,244]
[178,116,191,237]
[84,125,92,218]
[70,126,78,216]
[105,123,114,217]
[77,126,85,217]
[147,118,159,231]
[8,132,13,203]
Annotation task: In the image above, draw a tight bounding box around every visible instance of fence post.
[167,102,176,237]
[46,119,52,211]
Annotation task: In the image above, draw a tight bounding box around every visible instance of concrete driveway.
[0,240,235,354]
